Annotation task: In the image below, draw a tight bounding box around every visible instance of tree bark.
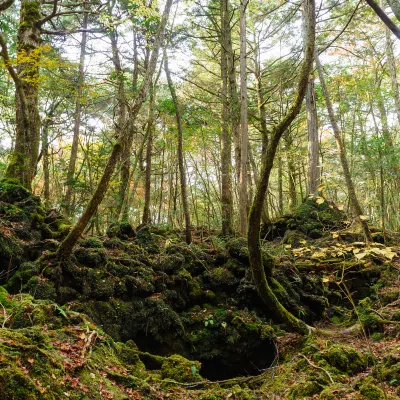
[385,26,400,124]
[219,0,233,236]
[165,53,192,244]
[142,85,155,224]
[56,0,173,260]
[5,0,41,190]
[306,73,320,193]
[315,54,372,242]
[239,0,248,236]
[247,0,315,334]
[63,3,88,215]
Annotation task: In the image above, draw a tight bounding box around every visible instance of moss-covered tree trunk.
[5,0,41,190]
[56,0,173,260]
[220,0,234,236]
[247,0,315,334]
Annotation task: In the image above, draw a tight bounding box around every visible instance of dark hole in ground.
[134,332,276,381]
[197,339,276,381]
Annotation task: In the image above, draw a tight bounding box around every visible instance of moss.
[289,379,324,398]
[206,267,236,288]
[0,180,31,203]
[286,197,347,238]
[80,237,104,248]
[74,247,106,267]
[0,365,38,399]
[314,345,372,375]
[161,354,202,382]
[135,224,159,253]
[159,253,185,274]
[226,237,249,264]
[24,276,56,301]
[319,384,354,399]
[356,383,385,399]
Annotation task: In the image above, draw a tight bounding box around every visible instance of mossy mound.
[262,197,347,240]
[314,344,373,375]
[161,354,202,382]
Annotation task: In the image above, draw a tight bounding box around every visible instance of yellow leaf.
[316,184,325,191]
[332,232,339,239]
[353,248,360,254]
[316,196,325,205]
[359,215,369,221]
[355,252,367,260]
[299,239,307,245]
[322,276,330,283]
[337,205,344,211]
[285,245,292,249]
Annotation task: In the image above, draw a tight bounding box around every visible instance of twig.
[81,330,97,358]
[298,353,334,384]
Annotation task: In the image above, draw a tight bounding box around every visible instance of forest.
[1,0,400,398]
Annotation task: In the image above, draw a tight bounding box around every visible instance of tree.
[247,0,315,334]
[315,54,372,242]
[164,52,192,244]
[239,0,249,236]
[63,2,89,215]
[219,0,234,236]
[56,0,173,260]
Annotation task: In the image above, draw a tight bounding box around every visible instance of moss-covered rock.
[289,379,324,398]
[314,344,372,375]
[161,354,202,382]
[356,383,386,399]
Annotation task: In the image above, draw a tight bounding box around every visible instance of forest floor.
[0,180,399,399]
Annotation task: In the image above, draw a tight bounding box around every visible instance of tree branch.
[0,0,13,12]
[364,0,400,40]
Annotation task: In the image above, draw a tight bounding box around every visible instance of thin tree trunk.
[385,26,400,125]
[220,0,233,236]
[315,54,372,242]
[239,0,248,236]
[306,72,320,193]
[56,0,173,260]
[142,85,155,224]
[63,4,88,215]
[165,53,192,244]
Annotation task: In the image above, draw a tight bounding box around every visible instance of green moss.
[356,383,385,399]
[0,365,38,399]
[24,276,56,301]
[80,237,104,248]
[161,354,202,382]
[226,238,249,264]
[206,267,236,288]
[319,384,354,399]
[314,345,372,375]
[289,379,324,398]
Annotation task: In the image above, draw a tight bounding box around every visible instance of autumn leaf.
[355,252,367,260]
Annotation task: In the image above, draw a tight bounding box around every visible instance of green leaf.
[190,365,197,376]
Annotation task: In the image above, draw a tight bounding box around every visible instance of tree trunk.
[239,0,248,236]
[315,54,372,242]
[142,85,155,224]
[385,26,400,125]
[247,0,315,334]
[63,3,88,215]
[56,0,173,260]
[165,53,192,244]
[5,0,41,190]
[219,0,234,236]
[306,73,320,193]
